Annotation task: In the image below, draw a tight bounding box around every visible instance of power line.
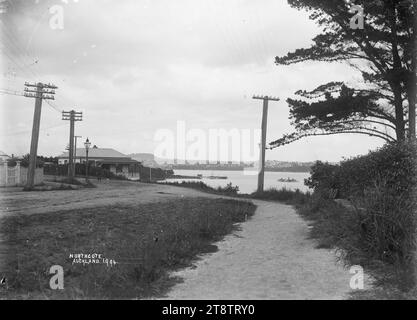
[0,24,39,81]
[2,123,67,137]
[0,47,36,81]
[0,11,80,117]
[0,13,43,74]
[46,100,64,113]
[0,88,25,97]
[2,5,76,116]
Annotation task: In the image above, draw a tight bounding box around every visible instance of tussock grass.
[298,192,416,299]
[0,198,255,300]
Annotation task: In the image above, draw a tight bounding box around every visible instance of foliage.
[306,142,417,198]
[302,142,417,286]
[43,163,125,180]
[272,0,416,147]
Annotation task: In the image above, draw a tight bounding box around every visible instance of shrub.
[305,162,340,194]
[355,176,416,267]
[218,183,240,196]
[307,142,417,199]
[302,142,417,290]
[44,164,130,181]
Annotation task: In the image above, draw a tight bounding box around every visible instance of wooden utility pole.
[253,95,280,193]
[24,82,57,189]
[62,111,83,179]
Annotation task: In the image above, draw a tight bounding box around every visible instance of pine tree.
[271,0,416,148]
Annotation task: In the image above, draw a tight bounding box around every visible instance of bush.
[219,183,240,196]
[302,142,417,291]
[356,177,416,267]
[44,164,129,181]
[306,142,417,199]
[305,162,340,194]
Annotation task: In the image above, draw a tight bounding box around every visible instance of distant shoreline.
[169,168,311,173]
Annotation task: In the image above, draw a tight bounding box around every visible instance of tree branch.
[269,129,396,149]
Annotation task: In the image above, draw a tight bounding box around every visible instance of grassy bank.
[296,194,417,300]
[0,198,256,300]
[162,181,240,196]
[162,181,310,203]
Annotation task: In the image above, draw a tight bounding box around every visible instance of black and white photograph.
[0,0,416,306]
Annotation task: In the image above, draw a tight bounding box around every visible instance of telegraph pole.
[24,82,57,189]
[253,95,280,193]
[62,110,83,179]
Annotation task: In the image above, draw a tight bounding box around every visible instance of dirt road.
[0,180,355,299]
[0,180,207,217]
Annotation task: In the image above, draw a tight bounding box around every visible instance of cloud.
[0,0,384,161]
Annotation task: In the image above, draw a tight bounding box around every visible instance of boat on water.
[278,178,298,183]
[206,176,228,180]
[203,171,228,180]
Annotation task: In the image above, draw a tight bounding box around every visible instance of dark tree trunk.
[388,0,406,141]
[393,86,406,141]
[409,4,417,140]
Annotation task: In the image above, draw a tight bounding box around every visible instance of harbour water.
[165,169,311,194]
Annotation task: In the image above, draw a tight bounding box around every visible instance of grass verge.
[162,181,240,196]
[297,193,416,300]
[0,198,256,300]
[162,181,310,205]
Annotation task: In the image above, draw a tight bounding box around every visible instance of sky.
[0,0,384,162]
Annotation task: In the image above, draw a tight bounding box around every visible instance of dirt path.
[163,200,353,300]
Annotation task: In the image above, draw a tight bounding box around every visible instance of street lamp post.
[84,138,91,181]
